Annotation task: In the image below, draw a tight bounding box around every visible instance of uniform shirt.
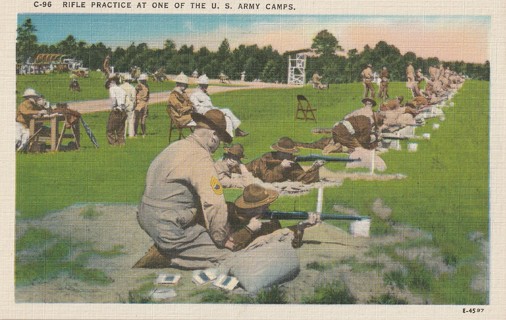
[361,67,373,81]
[16,99,43,128]
[135,82,150,111]
[380,69,389,82]
[226,202,282,251]
[245,152,319,184]
[190,87,215,114]
[333,115,378,150]
[142,134,229,246]
[344,105,374,123]
[167,87,193,126]
[380,99,401,111]
[406,65,415,81]
[120,82,136,111]
[214,159,255,189]
[109,84,126,110]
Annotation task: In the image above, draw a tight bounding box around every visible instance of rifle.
[80,117,99,148]
[379,133,410,140]
[263,210,370,221]
[266,154,360,165]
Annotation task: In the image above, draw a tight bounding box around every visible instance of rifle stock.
[264,210,369,221]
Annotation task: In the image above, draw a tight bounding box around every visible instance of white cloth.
[190,87,241,136]
[120,82,136,137]
[16,122,30,151]
[109,84,126,110]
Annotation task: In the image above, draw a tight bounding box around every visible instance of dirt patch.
[15,203,456,304]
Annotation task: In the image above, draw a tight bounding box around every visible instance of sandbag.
[224,228,300,293]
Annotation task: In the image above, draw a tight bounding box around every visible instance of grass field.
[15,73,489,304]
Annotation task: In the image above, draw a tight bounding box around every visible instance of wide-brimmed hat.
[224,143,245,159]
[367,63,372,67]
[22,88,40,98]
[234,184,279,209]
[174,72,189,84]
[198,74,209,85]
[192,109,232,143]
[361,98,377,107]
[138,73,148,81]
[270,137,299,154]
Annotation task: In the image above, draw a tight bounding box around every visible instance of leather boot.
[132,244,172,268]
[235,127,249,137]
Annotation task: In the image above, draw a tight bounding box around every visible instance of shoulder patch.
[210,176,223,195]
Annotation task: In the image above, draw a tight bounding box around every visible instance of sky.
[17,14,490,63]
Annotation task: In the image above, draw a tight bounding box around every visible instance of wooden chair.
[295,95,317,121]
[168,116,194,143]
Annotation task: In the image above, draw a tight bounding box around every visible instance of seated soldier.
[214,143,256,188]
[245,137,324,184]
[166,72,196,128]
[227,184,320,251]
[190,75,248,137]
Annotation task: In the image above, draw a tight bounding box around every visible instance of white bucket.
[350,219,370,237]
[450,102,455,107]
[422,133,431,140]
[439,115,446,121]
[433,123,440,130]
[408,143,418,152]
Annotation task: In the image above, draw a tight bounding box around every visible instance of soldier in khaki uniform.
[378,66,389,100]
[167,72,196,128]
[332,113,384,152]
[214,144,256,189]
[360,64,375,99]
[15,88,48,151]
[134,73,150,137]
[380,96,404,111]
[227,184,320,251]
[245,137,323,184]
[137,109,235,270]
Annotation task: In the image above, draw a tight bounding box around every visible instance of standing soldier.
[105,75,127,146]
[378,66,389,100]
[120,74,137,139]
[102,54,111,78]
[413,68,424,97]
[360,64,375,99]
[134,73,150,137]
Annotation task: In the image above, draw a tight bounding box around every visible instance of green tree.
[16,18,38,63]
[311,29,343,57]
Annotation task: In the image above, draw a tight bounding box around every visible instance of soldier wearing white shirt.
[120,74,136,138]
[190,74,248,137]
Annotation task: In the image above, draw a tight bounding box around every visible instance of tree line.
[17,19,490,82]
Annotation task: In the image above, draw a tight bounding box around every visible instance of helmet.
[198,74,209,85]
[138,73,148,81]
[22,88,40,98]
[174,72,189,84]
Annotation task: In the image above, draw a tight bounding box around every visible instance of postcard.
[1,0,506,319]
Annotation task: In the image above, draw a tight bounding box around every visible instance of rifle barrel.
[295,154,360,162]
[265,211,369,221]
